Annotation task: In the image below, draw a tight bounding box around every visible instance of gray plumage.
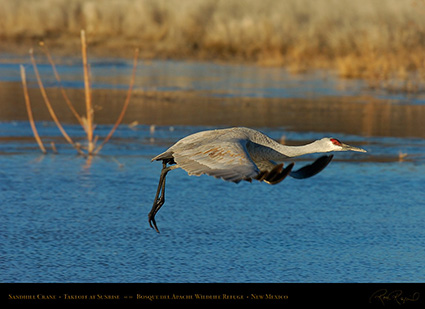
[149,127,366,232]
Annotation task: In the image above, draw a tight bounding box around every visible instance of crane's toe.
[148,213,160,233]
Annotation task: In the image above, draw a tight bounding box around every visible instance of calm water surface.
[1,55,424,282]
[3,53,425,104]
[1,122,424,283]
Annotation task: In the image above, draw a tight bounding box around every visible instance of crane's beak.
[341,143,367,153]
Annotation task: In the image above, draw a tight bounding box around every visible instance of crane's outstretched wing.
[255,162,294,185]
[290,155,333,179]
[172,139,296,184]
[172,140,261,183]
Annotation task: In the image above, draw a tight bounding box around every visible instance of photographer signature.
[369,289,420,306]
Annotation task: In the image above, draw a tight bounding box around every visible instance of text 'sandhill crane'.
[149,127,367,232]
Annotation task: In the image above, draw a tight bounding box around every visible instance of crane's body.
[149,127,366,232]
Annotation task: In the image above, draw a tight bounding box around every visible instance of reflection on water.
[2,55,425,139]
[2,54,425,103]
[2,81,425,139]
[1,55,424,283]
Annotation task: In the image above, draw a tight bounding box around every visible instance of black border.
[2,283,425,306]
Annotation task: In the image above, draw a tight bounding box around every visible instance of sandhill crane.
[149,127,366,232]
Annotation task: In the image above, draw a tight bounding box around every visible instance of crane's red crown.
[330,138,342,146]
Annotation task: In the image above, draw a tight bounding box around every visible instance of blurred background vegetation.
[1,0,425,90]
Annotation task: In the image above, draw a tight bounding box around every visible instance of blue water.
[3,53,425,104]
[1,123,425,282]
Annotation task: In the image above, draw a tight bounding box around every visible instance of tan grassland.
[1,0,425,90]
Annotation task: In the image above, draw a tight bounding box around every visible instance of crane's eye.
[330,138,342,146]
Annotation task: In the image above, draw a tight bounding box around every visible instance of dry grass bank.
[1,0,425,89]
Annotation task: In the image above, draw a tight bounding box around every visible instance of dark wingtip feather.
[290,155,333,179]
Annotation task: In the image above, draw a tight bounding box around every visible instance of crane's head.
[322,137,367,153]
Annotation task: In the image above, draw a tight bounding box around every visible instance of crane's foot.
[148,197,164,233]
[148,161,173,233]
[148,213,160,233]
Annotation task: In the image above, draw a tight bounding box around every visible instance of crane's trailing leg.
[149,160,176,233]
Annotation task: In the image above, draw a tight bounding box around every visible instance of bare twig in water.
[398,151,407,162]
[81,30,95,154]
[39,41,85,129]
[93,48,139,155]
[24,30,137,159]
[50,141,58,154]
[20,65,47,154]
[30,48,85,156]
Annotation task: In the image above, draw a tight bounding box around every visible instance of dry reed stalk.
[39,41,85,129]
[93,48,139,155]
[30,49,85,156]
[81,29,95,154]
[20,65,47,154]
[50,141,58,154]
[24,30,137,158]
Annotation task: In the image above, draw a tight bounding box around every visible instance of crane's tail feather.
[290,155,333,179]
[151,150,174,162]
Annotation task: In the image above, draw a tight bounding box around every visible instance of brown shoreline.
[1,81,424,139]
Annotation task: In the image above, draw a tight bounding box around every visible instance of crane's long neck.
[248,130,329,160]
[275,140,327,158]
